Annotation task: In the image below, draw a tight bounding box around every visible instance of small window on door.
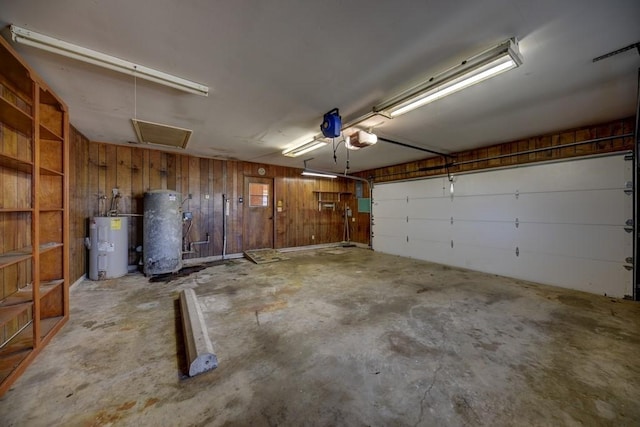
[249,183,269,207]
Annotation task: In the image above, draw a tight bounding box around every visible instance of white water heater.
[86,216,129,280]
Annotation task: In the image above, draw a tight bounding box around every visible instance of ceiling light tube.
[9,25,209,96]
[282,138,329,157]
[375,38,522,117]
[301,170,337,178]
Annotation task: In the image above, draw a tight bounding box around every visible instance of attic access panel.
[131,118,192,149]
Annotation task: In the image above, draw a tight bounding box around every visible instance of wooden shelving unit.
[313,191,352,211]
[0,36,69,396]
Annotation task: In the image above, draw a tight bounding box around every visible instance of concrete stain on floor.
[1,247,639,426]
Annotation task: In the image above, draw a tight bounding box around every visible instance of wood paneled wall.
[68,117,633,282]
[356,117,635,183]
[68,134,366,282]
[69,126,91,284]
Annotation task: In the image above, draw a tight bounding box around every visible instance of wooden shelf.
[39,123,62,141]
[40,166,63,176]
[0,320,33,356]
[0,38,33,97]
[0,317,34,384]
[0,96,32,136]
[0,348,32,384]
[40,279,64,294]
[0,245,62,267]
[0,152,33,175]
[0,303,32,328]
[0,33,68,398]
[39,242,63,255]
[38,88,59,106]
[313,191,352,195]
[40,316,64,340]
[0,249,32,269]
[0,316,65,385]
[0,288,32,307]
[0,208,32,213]
[0,280,63,307]
[313,191,352,211]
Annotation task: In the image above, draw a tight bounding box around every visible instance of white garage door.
[372,154,633,298]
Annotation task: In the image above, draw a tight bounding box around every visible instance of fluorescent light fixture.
[9,25,209,96]
[375,38,522,117]
[282,138,330,157]
[301,170,337,179]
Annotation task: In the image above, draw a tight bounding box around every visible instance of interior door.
[243,176,274,250]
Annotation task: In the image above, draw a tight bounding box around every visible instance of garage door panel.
[505,155,628,193]
[517,223,628,262]
[404,178,446,198]
[373,198,405,219]
[409,218,450,242]
[508,253,630,297]
[374,217,406,235]
[454,171,516,195]
[452,194,516,222]
[407,239,452,265]
[374,182,406,200]
[408,197,451,219]
[372,154,632,298]
[518,190,628,224]
[373,233,407,257]
[452,221,516,251]
[450,244,516,274]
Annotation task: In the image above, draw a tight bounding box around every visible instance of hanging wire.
[333,132,348,164]
[445,163,454,182]
[345,141,350,174]
[133,67,137,120]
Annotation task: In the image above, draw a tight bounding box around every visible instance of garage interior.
[1,1,640,425]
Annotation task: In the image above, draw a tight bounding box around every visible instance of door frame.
[242,175,275,250]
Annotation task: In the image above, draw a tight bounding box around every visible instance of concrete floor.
[1,247,639,426]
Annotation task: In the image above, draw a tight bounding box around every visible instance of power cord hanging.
[333,132,348,165]
[133,67,137,120]
[345,142,350,174]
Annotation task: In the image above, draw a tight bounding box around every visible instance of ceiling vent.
[131,118,192,149]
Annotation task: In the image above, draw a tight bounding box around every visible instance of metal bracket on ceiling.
[592,41,640,63]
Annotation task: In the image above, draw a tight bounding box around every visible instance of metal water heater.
[143,190,183,276]
[86,216,129,280]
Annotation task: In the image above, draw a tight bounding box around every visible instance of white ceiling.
[1,1,638,173]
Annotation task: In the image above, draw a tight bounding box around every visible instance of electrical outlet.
[204,194,210,200]
[352,217,355,222]
[311,235,315,240]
